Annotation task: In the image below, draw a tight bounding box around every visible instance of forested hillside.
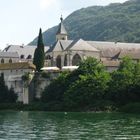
[30,0,140,46]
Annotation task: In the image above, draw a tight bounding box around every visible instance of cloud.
[40,0,56,10]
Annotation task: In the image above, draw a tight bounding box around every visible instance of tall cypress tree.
[37,28,44,52]
[33,28,45,72]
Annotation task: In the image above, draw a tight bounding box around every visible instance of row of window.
[20,55,32,59]
[1,59,12,64]
[55,54,81,68]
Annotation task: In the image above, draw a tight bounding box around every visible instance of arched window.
[72,54,81,66]
[1,59,4,64]
[27,55,32,59]
[64,54,67,66]
[56,55,61,69]
[9,59,12,63]
[20,55,24,59]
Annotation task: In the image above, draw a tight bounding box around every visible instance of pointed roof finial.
[56,15,67,36]
[60,15,63,22]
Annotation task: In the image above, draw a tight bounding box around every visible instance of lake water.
[0,111,140,139]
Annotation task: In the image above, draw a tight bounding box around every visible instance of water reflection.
[0,112,140,139]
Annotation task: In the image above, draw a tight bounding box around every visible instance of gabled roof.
[88,41,140,58]
[0,62,36,70]
[47,41,63,53]
[66,39,100,52]
[59,40,73,50]
[88,41,121,58]
[3,45,49,59]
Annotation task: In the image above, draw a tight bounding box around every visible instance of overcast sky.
[0,0,127,49]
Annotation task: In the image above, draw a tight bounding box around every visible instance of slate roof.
[4,45,49,59]
[47,40,73,53]
[56,22,67,35]
[43,36,140,61]
[87,41,121,58]
[88,41,140,58]
[66,39,100,52]
[60,40,73,50]
[0,52,19,58]
[47,41,63,53]
[0,62,36,70]
[119,50,140,59]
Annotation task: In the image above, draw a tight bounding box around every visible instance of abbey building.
[46,16,140,72]
[0,16,140,103]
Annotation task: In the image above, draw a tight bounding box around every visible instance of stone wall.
[29,71,60,101]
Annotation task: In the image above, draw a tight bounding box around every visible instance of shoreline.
[0,102,139,113]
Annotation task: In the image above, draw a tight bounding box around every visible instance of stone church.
[46,16,140,72]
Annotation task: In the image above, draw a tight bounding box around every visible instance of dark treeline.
[41,57,140,113]
[0,73,17,103]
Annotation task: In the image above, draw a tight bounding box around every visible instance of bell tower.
[56,15,68,41]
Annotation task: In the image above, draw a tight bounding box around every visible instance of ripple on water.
[0,112,140,139]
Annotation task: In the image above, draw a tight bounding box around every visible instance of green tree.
[0,73,9,102]
[64,58,110,109]
[8,87,18,103]
[41,72,69,103]
[33,28,45,72]
[0,73,17,103]
[108,57,135,105]
[77,57,105,75]
[41,57,111,110]
[128,62,140,102]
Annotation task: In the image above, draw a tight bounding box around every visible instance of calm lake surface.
[0,111,140,140]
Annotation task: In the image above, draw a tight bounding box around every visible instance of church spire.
[56,15,68,41]
[60,15,63,22]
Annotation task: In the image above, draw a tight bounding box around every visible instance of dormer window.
[27,55,32,59]
[20,55,24,59]
[20,46,24,48]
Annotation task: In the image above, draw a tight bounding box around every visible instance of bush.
[119,103,140,113]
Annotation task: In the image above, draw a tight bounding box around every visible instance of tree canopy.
[41,56,140,111]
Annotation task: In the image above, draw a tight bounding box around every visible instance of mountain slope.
[29,0,140,46]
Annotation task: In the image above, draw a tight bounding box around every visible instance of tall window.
[64,54,67,66]
[1,59,4,64]
[9,59,12,63]
[72,54,81,66]
[56,55,61,69]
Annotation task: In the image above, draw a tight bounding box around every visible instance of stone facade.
[0,52,19,64]
[0,62,35,103]
[4,45,49,65]
[30,72,60,100]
